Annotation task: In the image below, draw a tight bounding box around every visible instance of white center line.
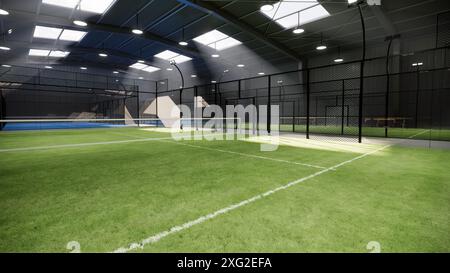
[162,140,328,170]
[112,144,391,253]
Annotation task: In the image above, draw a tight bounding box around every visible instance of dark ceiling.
[0,0,449,75]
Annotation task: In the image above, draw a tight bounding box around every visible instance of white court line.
[161,140,328,170]
[112,143,391,253]
[0,136,177,153]
[408,129,430,139]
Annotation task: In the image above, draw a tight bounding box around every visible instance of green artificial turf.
[0,128,449,253]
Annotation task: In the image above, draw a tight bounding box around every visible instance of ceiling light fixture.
[178,27,188,46]
[211,80,217,83]
[191,75,197,78]
[293,28,304,34]
[292,12,304,34]
[334,46,344,63]
[45,66,53,69]
[0,46,10,51]
[113,71,119,74]
[2,64,12,68]
[80,67,87,70]
[260,4,274,12]
[237,64,245,68]
[211,54,220,58]
[166,68,173,71]
[316,33,327,51]
[99,53,108,57]
[258,72,265,75]
[132,13,143,35]
[73,20,88,27]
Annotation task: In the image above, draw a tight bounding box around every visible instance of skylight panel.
[193,30,228,45]
[129,62,161,74]
[259,0,330,29]
[193,30,241,51]
[33,26,62,40]
[214,37,242,51]
[79,0,117,14]
[29,49,50,57]
[171,55,192,64]
[59,29,87,42]
[154,50,192,64]
[142,66,161,73]
[154,50,179,60]
[42,0,78,9]
[43,0,117,14]
[261,0,316,20]
[129,63,148,70]
[49,51,70,58]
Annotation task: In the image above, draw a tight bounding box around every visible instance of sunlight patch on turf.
[244,134,384,154]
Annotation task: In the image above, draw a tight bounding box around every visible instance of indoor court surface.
[1,127,449,252]
[0,0,450,255]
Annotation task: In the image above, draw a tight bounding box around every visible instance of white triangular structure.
[143,96,180,128]
[195,96,209,108]
[125,106,136,125]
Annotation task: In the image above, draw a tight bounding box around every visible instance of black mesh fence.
[0,65,157,122]
[157,45,450,143]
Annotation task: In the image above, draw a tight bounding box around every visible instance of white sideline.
[408,129,430,139]
[162,140,328,170]
[0,136,177,153]
[112,144,392,253]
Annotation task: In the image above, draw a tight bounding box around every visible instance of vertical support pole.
[415,68,420,128]
[341,80,345,135]
[137,89,140,127]
[180,88,183,130]
[306,69,310,139]
[357,3,366,143]
[293,101,296,132]
[385,38,393,138]
[214,84,218,105]
[238,80,241,99]
[155,81,158,127]
[267,76,271,134]
[194,86,198,131]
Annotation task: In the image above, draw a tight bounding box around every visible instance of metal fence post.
[306,69,310,139]
[267,75,271,134]
[341,80,345,135]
